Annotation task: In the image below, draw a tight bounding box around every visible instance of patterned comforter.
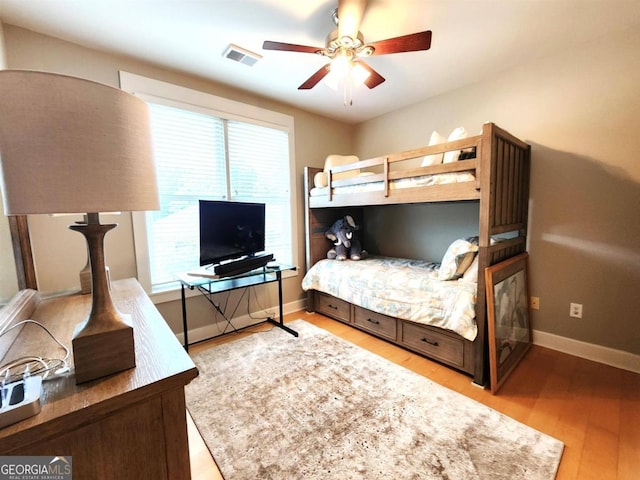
[301,256,478,341]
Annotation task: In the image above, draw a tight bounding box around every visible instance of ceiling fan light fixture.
[329,52,352,79]
[324,55,370,93]
[323,72,340,91]
[351,62,371,86]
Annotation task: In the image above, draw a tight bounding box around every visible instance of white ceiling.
[1,0,639,124]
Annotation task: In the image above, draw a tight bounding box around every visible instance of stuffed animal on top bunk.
[325,215,368,261]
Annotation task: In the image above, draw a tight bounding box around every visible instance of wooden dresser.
[0,279,198,479]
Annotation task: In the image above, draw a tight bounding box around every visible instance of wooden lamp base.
[70,214,136,384]
[72,314,135,384]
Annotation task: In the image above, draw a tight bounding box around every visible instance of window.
[119,72,296,295]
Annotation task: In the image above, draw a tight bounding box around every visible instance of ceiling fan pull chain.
[343,78,354,107]
[349,80,353,106]
[343,80,348,107]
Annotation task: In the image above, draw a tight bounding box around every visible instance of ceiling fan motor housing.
[324,30,372,58]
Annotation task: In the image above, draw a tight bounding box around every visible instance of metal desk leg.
[181,283,189,351]
[267,268,298,337]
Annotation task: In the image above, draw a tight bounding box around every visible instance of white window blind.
[142,103,292,291]
[227,121,291,267]
[145,103,226,288]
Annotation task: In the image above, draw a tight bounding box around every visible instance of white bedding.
[301,256,478,341]
[309,171,475,197]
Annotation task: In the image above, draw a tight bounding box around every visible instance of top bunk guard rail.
[308,136,485,208]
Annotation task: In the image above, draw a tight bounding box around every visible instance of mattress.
[301,256,478,341]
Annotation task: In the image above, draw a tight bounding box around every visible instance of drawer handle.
[420,337,439,347]
[328,304,338,310]
[366,318,380,325]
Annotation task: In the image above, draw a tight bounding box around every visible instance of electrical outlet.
[530,296,540,310]
[570,303,583,318]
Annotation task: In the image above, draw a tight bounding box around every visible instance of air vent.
[223,44,262,67]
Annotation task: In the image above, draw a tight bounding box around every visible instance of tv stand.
[214,252,273,277]
[177,263,298,350]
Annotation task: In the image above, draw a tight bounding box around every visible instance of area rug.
[185,320,563,479]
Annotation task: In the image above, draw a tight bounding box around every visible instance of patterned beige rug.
[186,320,563,479]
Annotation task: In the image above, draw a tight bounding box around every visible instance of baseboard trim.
[532,329,640,374]
[176,298,306,345]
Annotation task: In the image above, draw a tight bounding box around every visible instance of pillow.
[466,235,505,246]
[314,154,360,188]
[461,255,479,283]
[313,171,328,188]
[458,235,509,282]
[438,238,478,280]
[443,127,468,164]
[420,130,446,167]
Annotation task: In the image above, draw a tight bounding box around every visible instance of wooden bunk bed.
[303,122,530,387]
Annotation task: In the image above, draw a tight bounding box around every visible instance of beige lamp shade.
[0,70,159,215]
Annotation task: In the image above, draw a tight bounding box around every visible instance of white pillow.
[314,154,360,188]
[461,255,479,283]
[443,127,468,164]
[438,238,478,281]
[420,130,446,167]
[313,171,328,188]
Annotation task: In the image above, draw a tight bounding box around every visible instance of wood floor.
[187,312,640,480]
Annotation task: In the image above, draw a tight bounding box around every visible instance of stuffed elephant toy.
[326,215,367,261]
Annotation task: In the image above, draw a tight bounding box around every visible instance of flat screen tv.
[199,200,266,267]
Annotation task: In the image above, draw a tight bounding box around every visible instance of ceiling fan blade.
[262,40,323,54]
[298,64,331,90]
[368,30,432,55]
[338,0,367,42]
[357,61,385,89]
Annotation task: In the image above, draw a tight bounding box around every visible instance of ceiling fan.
[262,0,432,91]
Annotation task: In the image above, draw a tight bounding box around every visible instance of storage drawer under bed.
[315,292,351,323]
[312,291,471,374]
[401,322,465,368]
[353,306,396,341]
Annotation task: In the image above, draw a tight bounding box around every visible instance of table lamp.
[0,70,159,384]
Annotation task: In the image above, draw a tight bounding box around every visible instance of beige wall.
[3,25,354,333]
[354,26,640,355]
[0,21,6,68]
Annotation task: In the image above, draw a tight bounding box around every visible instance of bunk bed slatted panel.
[475,123,530,385]
[486,125,531,239]
[489,238,527,264]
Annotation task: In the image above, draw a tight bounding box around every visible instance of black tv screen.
[199,200,266,266]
